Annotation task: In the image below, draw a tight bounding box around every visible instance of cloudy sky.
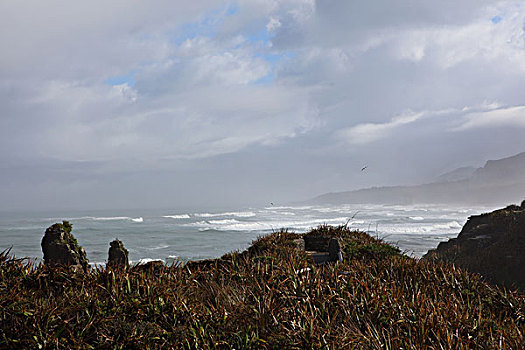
[2,0,525,211]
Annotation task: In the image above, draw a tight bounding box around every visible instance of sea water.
[0,204,496,266]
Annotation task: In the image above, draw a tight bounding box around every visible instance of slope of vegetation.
[1,225,524,349]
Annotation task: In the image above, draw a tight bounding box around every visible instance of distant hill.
[435,166,478,183]
[311,151,525,206]
[471,151,525,184]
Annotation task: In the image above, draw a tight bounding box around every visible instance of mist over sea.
[0,204,496,266]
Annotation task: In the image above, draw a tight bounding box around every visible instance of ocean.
[0,203,495,266]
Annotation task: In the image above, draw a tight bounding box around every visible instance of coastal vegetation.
[1,225,524,349]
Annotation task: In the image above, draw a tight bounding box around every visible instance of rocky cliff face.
[108,239,129,268]
[423,201,525,292]
[41,221,89,272]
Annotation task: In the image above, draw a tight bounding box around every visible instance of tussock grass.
[1,226,524,349]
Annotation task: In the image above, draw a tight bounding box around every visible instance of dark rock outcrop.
[423,202,525,291]
[108,239,129,268]
[301,231,343,264]
[304,235,330,252]
[328,238,343,262]
[293,238,305,251]
[132,260,164,273]
[41,221,88,272]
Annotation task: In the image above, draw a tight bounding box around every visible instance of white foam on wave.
[208,219,240,225]
[419,221,462,232]
[378,221,462,234]
[387,205,432,212]
[312,206,355,214]
[84,216,144,222]
[134,258,164,265]
[87,216,144,222]
[265,210,296,216]
[190,216,350,232]
[74,216,144,222]
[264,205,313,210]
[4,225,43,231]
[91,216,131,221]
[348,220,365,225]
[194,211,256,218]
[163,214,191,219]
[149,244,169,250]
[409,216,425,221]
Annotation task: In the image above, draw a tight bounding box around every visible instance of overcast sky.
[2,0,525,211]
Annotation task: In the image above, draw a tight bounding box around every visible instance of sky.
[2,0,525,211]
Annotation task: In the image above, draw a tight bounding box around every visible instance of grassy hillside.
[1,225,524,349]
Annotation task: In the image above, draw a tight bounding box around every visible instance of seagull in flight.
[361,166,368,172]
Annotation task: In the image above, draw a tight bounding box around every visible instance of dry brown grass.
[1,226,523,349]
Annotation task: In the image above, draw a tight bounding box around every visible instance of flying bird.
[361,166,368,172]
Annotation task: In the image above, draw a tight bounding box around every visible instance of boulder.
[300,233,343,264]
[41,221,88,272]
[328,238,343,262]
[423,202,525,292]
[293,238,305,251]
[108,239,129,268]
[132,260,164,273]
[304,235,329,251]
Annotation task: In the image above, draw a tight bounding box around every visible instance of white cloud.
[338,101,519,145]
[455,106,525,130]
[0,0,324,166]
[193,52,270,85]
[389,8,525,70]
[266,17,281,32]
[3,0,525,209]
[338,111,424,144]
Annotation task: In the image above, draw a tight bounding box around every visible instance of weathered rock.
[304,235,329,251]
[108,239,129,268]
[293,238,305,251]
[300,232,343,264]
[132,260,164,273]
[328,238,343,262]
[41,221,88,272]
[423,202,525,292]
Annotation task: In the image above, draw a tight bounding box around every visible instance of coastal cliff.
[423,201,525,291]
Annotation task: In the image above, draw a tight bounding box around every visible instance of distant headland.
[310,151,525,207]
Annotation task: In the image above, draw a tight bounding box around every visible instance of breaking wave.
[163,214,191,219]
[148,244,169,250]
[189,216,350,232]
[194,211,256,218]
[73,216,145,222]
[91,216,131,221]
